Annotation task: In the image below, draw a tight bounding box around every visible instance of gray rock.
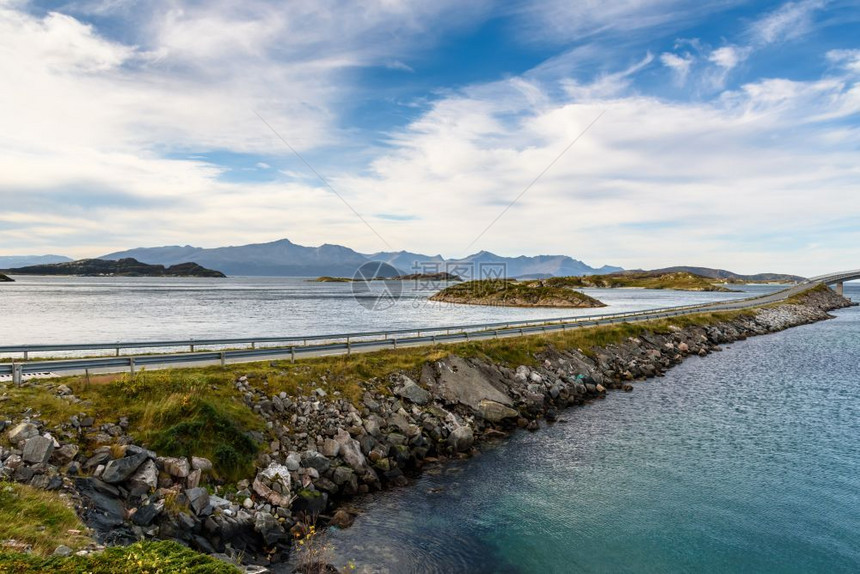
[320,438,340,458]
[132,502,163,526]
[448,426,474,452]
[191,456,213,472]
[22,435,54,464]
[431,356,513,410]
[52,444,79,465]
[53,545,73,557]
[101,452,148,484]
[394,377,431,405]
[254,511,287,546]
[160,456,190,478]
[7,422,39,444]
[477,399,519,422]
[127,459,158,491]
[285,452,301,471]
[186,487,210,515]
[301,451,331,473]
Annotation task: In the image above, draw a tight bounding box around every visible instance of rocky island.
[0,272,13,282]
[313,272,462,282]
[430,279,607,307]
[543,271,735,292]
[3,258,226,278]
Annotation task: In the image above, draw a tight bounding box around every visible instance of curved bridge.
[0,270,855,381]
[807,270,860,296]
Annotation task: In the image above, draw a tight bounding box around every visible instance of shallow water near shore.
[309,285,860,573]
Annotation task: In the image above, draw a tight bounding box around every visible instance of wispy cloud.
[749,0,827,45]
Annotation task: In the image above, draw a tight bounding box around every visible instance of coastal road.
[1,272,856,381]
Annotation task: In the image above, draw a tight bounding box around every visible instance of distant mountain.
[102,238,369,277]
[368,249,621,280]
[0,254,72,268]
[4,258,225,278]
[101,238,621,278]
[648,266,805,283]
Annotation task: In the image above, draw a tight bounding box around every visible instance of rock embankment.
[0,286,850,569]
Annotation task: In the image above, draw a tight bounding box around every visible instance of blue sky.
[1,0,859,274]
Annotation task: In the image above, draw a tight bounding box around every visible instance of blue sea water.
[319,285,860,573]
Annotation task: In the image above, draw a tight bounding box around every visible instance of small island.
[543,271,735,292]
[430,279,607,308]
[3,258,226,278]
[0,272,13,282]
[312,272,462,282]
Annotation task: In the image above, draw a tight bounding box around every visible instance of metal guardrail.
[1,272,852,381]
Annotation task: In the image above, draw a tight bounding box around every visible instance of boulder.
[160,457,190,478]
[394,377,431,405]
[334,429,369,473]
[301,451,331,474]
[8,423,39,444]
[477,400,519,422]
[101,452,148,484]
[52,444,79,465]
[252,463,292,508]
[254,511,287,546]
[22,436,54,464]
[186,487,210,515]
[127,459,158,491]
[448,426,474,452]
[320,438,340,458]
[191,457,213,472]
[131,502,163,527]
[430,357,513,410]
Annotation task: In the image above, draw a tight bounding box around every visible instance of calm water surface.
[0,276,779,345]
[313,285,860,573]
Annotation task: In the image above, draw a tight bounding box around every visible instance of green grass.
[430,279,606,307]
[0,482,91,555]
[0,540,240,573]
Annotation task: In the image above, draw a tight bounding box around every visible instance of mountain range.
[98,238,622,278]
[0,254,73,268]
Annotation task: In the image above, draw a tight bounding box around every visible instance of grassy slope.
[0,483,91,555]
[544,271,733,292]
[0,540,239,573]
[429,279,607,307]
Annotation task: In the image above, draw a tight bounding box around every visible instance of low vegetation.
[0,540,239,573]
[430,279,607,307]
[544,271,733,292]
[0,482,91,555]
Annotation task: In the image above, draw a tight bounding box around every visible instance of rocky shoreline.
[0,286,851,571]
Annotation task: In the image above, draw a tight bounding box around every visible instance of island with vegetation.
[312,272,462,282]
[430,278,606,307]
[2,258,226,278]
[543,271,735,292]
[0,272,13,282]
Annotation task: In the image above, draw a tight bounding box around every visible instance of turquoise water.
[322,285,860,573]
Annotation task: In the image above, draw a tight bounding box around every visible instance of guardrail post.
[115,347,120,357]
[129,357,135,375]
[23,351,28,361]
[220,352,226,367]
[190,340,195,352]
[12,363,21,385]
[392,339,397,349]
[251,342,256,350]
[465,332,470,341]
[290,346,295,363]
[347,340,351,356]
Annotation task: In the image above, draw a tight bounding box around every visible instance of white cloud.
[749,0,826,45]
[660,52,695,83]
[827,49,860,74]
[708,45,748,70]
